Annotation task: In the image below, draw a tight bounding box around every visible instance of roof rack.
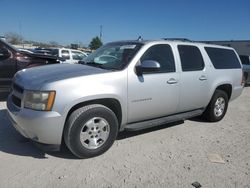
[162,38,192,42]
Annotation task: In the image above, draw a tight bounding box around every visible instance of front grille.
[11,83,24,108]
[12,95,21,107]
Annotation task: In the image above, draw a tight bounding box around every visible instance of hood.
[14,64,110,90]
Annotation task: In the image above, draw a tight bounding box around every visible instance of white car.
[57,48,88,64]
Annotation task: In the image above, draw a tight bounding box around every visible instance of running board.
[124,109,203,131]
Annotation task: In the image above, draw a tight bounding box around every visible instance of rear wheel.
[64,104,118,158]
[202,90,228,122]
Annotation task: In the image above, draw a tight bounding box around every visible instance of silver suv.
[7,39,244,158]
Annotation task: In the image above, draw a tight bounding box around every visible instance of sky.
[0,0,249,46]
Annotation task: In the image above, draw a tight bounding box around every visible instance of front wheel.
[64,104,118,158]
[202,90,229,122]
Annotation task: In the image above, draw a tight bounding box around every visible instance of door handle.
[167,78,178,84]
[199,75,207,81]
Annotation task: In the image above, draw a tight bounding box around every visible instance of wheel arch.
[63,98,123,133]
[215,84,232,100]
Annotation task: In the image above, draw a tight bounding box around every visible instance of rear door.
[177,45,209,112]
[128,44,180,123]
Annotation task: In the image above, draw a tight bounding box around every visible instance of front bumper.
[7,96,65,146]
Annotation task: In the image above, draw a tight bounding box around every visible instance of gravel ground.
[0,88,249,188]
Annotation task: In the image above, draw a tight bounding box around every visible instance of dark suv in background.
[240,55,250,85]
[0,39,61,93]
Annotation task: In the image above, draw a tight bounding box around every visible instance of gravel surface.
[0,88,249,188]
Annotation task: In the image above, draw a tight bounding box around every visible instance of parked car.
[0,39,61,92]
[240,55,250,85]
[18,48,34,53]
[33,48,88,64]
[7,39,244,158]
[32,48,55,55]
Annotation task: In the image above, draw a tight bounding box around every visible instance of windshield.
[83,42,143,70]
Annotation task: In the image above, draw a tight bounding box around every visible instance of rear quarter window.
[205,47,241,69]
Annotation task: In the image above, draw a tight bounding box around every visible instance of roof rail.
[162,38,192,42]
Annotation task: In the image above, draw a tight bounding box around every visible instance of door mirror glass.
[0,48,11,60]
[136,60,160,75]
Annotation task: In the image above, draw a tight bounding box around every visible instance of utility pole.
[100,25,103,40]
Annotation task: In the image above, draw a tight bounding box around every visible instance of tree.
[89,36,103,50]
[5,32,23,44]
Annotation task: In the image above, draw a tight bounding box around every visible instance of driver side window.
[140,44,176,73]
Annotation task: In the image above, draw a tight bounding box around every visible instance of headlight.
[24,91,56,111]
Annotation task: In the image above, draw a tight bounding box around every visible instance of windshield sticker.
[120,45,136,50]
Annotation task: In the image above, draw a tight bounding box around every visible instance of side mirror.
[0,48,11,60]
[136,60,160,75]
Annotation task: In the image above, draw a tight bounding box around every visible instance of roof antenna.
[137,36,143,41]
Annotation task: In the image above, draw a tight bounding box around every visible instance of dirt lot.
[0,88,249,188]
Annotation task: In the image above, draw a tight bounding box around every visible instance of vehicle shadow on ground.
[0,108,184,159]
[52,120,185,159]
[0,109,48,159]
[117,120,184,140]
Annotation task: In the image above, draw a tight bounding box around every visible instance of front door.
[128,44,180,123]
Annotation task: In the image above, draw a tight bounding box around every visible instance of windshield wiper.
[80,61,117,71]
[84,62,105,68]
[79,61,102,67]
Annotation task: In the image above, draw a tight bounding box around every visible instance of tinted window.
[239,55,249,65]
[140,44,175,73]
[178,45,204,71]
[205,47,241,69]
[61,50,70,60]
[49,49,59,56]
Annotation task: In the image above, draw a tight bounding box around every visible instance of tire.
[64,104,118,158]
[202,90,229,122]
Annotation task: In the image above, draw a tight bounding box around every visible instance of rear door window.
[205,47,241,69]
[178,45,204,71]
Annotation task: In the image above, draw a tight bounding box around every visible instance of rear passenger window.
[205,47,241,69]
[61,50,70,60]
[178,45,204,71]
[140,44,175,73]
